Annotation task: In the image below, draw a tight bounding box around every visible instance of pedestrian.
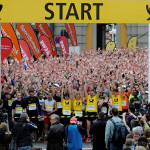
[65,117,85,150]
[0,122,12,150]
[90,112,107,150]
[12,113,37,150]
[105,107,128,150]
[45,114,65,150]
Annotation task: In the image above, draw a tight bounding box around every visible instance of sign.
[19,39,31,62]
[59,36,69,57]
[65,23,77,46]
[55,36,60,43]
[106,41,116,51]
[1,23,22,62]
[36,23,57,56]
[39,35,53,56]
[1,37,12,62]
[0,0,149,23]
[17,23,42,60]
[128,36,137,51]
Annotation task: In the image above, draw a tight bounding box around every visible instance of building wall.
[116,23,148,48]
[54,23,87,54]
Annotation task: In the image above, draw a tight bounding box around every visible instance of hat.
[70,117,77,124]
[145,91,149,94]
[122,85,126,88]
[103,90,109,95]
[54,83,59,87]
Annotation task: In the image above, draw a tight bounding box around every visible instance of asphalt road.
[32,141,92,150]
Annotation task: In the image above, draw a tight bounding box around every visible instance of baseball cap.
[103,90,109,95]
[145,91,149,94]
[70,117,77,124]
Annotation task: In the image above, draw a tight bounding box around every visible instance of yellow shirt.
[111,94,122,111]
[86,95,98,113]
[62,99,71,115]
[73,99,82,112]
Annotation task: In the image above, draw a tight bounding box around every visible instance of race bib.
[57,102,62,109]
[87,105,95,111]
[75,112,83,117]
[113,104,119,109]
[15,107,23,114]
[46,105,53,111]
[121,100,126,106]
[101,107,107,113]
[8,100,12,106]
[29,103,36,110]
[63,110,71,115]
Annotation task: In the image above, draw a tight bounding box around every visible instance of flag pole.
[148,24,150,103]
[0,23,1,100]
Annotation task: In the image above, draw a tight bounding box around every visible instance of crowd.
[0,48,150,150]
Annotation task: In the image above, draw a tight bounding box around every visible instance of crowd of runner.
[0,48,150,150]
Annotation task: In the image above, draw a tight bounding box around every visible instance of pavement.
[32,141,92,150]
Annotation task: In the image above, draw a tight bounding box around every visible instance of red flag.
[17,23,42,60]
[19,39,31,62]
[36,23,57,57]
[39,35,53,56]
[65,23,77,46]
[1,23,22,62]
[59,36,69,57]
[1,37,13,63]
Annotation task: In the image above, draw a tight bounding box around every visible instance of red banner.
[59,36,69,57]
[19,39,31,62]
[17,23,41,60]
[1,37,13,62]
[39,35,53,56]
[65,23,77,46]
[1,23,22,62]
[36,23,57,57]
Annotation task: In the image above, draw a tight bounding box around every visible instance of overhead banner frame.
[0,0,149,23]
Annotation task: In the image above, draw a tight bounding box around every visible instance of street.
[32,141,92,150]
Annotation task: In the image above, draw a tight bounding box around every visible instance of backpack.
[110,118,128,145]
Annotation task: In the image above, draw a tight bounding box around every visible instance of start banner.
[0,0,150,23]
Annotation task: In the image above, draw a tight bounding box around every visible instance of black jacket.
[90,119,106,148]
[12,118,37,147]
[46,122,65,150]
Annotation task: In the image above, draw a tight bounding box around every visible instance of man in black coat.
[45,114,65,150]
[12,113,37,150]
[90,112,107,150]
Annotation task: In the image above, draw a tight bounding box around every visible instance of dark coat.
[46,122,65,150]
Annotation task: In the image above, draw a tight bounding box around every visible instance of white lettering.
[40,40,50,56]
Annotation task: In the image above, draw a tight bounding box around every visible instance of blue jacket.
[65,124,83,150]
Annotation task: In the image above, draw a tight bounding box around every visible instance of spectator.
[0,122,12,150]
[12,113,37,150]
[45,114,65,150]
[105,107,127,150]
[65,117,85,150]
[123,147,131,150]
[133,129,141,146]
[90,112,106,150]
[125,138,135,150]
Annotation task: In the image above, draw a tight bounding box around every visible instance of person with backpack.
[105,107,128,150]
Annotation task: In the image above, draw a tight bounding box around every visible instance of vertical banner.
[1,37,13,62]
[59,36,69,57]
[120,23,127,49]
[17,23,41,60]
[128,36,137,51]
[36,23,57,57]
[106,41,116,51]
[1,23,22,62]
[65,23,77,46]
[18,39,31,62]
[39,35,53,56]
